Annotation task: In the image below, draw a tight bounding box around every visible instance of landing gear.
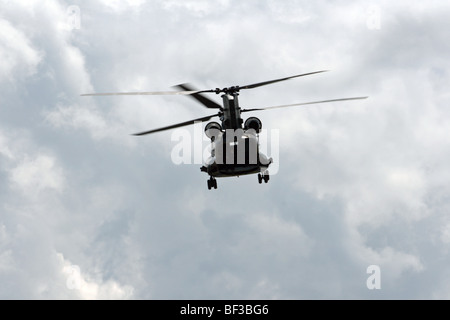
[207,177,217,190]
[258,171,270,184]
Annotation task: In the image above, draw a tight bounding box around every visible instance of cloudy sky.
[1,0,450,299]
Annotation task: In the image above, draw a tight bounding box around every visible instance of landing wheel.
[258,171,269,184]
[207,177,217,190]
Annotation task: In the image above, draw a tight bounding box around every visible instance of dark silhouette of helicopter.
[82,71,367,189]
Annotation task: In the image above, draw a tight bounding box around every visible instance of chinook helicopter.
[82,71,367,190]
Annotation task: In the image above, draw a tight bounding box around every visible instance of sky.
[1,0,450,299]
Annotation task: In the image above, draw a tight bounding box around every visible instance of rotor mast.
[221,92,243,130]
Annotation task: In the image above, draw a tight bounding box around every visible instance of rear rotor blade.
[174,83,222,109]
[81,90,204,97]
[132,114,218,136]
[242,96,368,113]
[238,70,329,90]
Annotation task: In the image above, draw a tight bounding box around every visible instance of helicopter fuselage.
[202,93,272,189]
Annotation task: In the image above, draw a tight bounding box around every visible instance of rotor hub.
[214,86,241,95]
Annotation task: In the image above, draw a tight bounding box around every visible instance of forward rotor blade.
[242,96,368,113]
[174,83,222,109]
[239,70,329,90]
[81,70,330,97]
[132,114,218,136]
[81,90,203,97]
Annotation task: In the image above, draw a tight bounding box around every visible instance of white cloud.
[0,131,14,160]
[10,154,65,194]
[46,104,107,137]
[161,0,230,16]
[45,103,138,147]
[98,0,146,13]
[356,243,424,278]
[0,18,42,81]
[1,129,65,197]
[0,249,14,273]
[267,0,313,24]
[245,213,312,256]
[440,223,450,244]
[0,225,14,273]
[58,253,134,300]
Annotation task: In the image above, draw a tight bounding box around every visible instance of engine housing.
[244,117,262,133]
[204,122,222,139]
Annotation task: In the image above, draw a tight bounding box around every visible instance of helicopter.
[82,71,367,190]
